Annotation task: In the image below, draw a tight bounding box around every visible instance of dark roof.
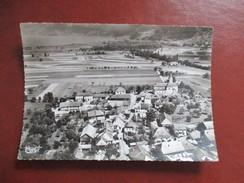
[60,102,80,108]
[93,94,108,98]
[76,94,93,97]
[109,94,131,100]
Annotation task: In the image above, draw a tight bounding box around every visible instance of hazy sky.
[20,23,212,46]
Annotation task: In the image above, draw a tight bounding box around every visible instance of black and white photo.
[18,23,218,161]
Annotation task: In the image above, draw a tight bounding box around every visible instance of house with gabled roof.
[75,94,94,103]
[179,137,197,152]
[96,131,113,147]
[115,87,126,95]
[161,113,174,128]
[59,101,80,112]
[150,121,158,131]
[188,130,201,140]
[113,116,125,131]
[107,94,131,107]
[197,121,214,131]
[80,124,97,149]
[153,127,171,139]
[203,129,215,143]
[87,110,105,123]
[129,145,154,161]
[186,124,197,132]
[124,121,138,134]
[161,140,185,155]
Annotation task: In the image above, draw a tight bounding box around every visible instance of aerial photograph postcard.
[18,23,218,161]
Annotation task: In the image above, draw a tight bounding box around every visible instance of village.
[20,71,217,161]
[18,24,217,161]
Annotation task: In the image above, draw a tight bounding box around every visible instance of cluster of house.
[49,75,217,161]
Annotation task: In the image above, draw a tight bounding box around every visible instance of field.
[25,51,163,98]
[24,49,211,99]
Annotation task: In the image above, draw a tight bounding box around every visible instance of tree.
[82,89,86,93]
[60,97,66,103]
[146,109,156,123]
[178,82,185,89]
[66,129,76,140]
[24,94,28,102]
[160,71,165,76]
[28,88,33,95]
[68,140,79,153]
[52,97,59,107]
[186,116,191,122]
[42,92,54,103]
[43,116,53,126]
[26,109,32,115]
[105,144,119,159]
[202,73,210,79]
[53,141,61,149]
[53,150,75,160]
[136,85,142,94]
[56,120,62,128]
[72,92,77,97]
[24,123,30,130]
[159,103,176,115]
[107,105,113,110]
[30,97,36,103]
[204,115,212,121]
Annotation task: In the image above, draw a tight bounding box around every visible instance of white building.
[115,87,126,95]
[75,94,94,103]
[59,101,80,112]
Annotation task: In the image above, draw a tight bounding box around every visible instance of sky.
[20,23,212,46]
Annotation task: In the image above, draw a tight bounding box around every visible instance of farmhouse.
[107,94,131,107]
[124,121,138,134]
[96,131,113,147]
[134,103,148,118]
[129,145,154,161]
[59,101,80,111]
[188,130,201,140]
[113,116,125,131]
[93,94,107,100]
[161,140,186,155]
[75,94,94,103]
[153,127,171,139]
[203,129,215,143]
[87,110,105,123]
[88,110,104,118]
[161,113,174,128]
[80,124,97,149]
[115,87,126,95]
[197,121,214,131]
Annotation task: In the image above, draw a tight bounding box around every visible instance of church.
[154,75,178,96]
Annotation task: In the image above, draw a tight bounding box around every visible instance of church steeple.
[168,74,173,83]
